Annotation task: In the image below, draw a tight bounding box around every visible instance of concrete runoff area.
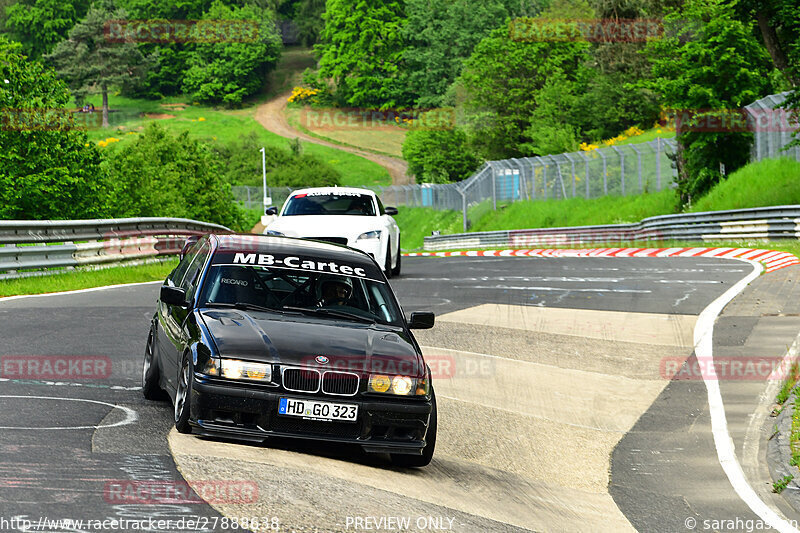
[170,303,696,532]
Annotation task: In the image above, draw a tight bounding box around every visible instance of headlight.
[357,230,381,240]
[266,230,285,237]
[368,374,427,396]
[220,359,272,382]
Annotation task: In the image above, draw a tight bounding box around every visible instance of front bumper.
[348,238,382,263]
[190,374,432,455]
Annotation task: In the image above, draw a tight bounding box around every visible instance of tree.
[401,0,513,108]
[46,4,150,127]
[317,0,408,109]
[181,1,282,106]
[0,37,107,220]
[4,0,91,59]
[402,127,481,183]
[644,0,776,205]
[295,0,326,46]
[456,21,591,159]
[103,122,244,228]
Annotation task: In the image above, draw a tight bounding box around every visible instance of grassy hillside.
[395,158,800,250]
[690,158,800,211]
[469,189,676,232]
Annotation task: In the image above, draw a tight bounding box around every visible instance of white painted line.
[0,377,142,391]
[0,395,138,430]
[453,285,651,294]
[0,280,162,303]
[696,259,800,533]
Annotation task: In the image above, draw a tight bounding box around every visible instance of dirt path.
[254,93,413,186]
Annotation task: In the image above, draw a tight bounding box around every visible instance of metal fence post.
[598,150,608,195]
[630,144,643,193]
[655,138,662,191]
[611,146,625,195]
[491,164,497,211]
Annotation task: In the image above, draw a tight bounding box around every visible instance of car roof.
[288,186,377,197]
[210,234,379,270]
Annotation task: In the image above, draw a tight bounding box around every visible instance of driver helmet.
[316,275,353,303]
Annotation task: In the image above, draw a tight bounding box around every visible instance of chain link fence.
[233,92,798,234]
[744,91,800,163]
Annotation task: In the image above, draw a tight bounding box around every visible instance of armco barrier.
[423,205,800,251]
[0,218,231,280]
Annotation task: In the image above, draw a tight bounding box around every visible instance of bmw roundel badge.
[315,355,330,365]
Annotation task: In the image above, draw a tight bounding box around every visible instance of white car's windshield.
[283,192,376,216]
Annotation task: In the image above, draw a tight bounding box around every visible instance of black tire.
[391,239,401,277]
[391,390,437,467]
[174,354,193,434]
[384,239,393,279]
[142,330,164,401]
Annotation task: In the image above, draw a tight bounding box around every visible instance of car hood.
[267,215,381,238]
[199,309,423,377]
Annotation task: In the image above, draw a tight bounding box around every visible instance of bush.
[102,122,245,229]
[209,133,343,188]
[402,127,481,183]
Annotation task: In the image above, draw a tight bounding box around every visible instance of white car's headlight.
[357,230,382,240]
[266,230,285,237]
[220,359,272,382]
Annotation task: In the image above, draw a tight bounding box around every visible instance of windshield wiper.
[282,306,376,324]
[204,302,281,314]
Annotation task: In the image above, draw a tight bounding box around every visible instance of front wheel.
[391,238,401,277]
[384,239,393,279]
[174,354,193,434]
[142,330,163,401]
[391,390,437,467]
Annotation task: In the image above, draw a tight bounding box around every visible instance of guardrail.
[0,218,231,280]
[423,205,800,251]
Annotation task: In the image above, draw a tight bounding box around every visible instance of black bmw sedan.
[143,234,437,467]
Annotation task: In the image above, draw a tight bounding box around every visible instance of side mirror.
[265,206,278,216]
[161,285,188,307]
[385,206,398,216]
[408,311,435,330]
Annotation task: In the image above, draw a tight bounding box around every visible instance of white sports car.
[264,187,402,277]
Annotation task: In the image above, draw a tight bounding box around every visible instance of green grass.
[285,106,407,159]
[395,158,800,250]
[613,127,675,146]
[777,363,800,405]
[469,189,677,232]
[82,100,390,187]
[393,207,463,251]
[0,259,178,297]
[690,158,800,212]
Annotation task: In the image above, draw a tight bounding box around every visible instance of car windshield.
[282,192,376,216]
[198,264,402,326]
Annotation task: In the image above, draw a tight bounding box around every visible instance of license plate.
[278,397,358,422]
